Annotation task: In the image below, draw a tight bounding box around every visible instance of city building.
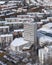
[42,23,52,29]
[0,26,9,34]
[39,46,52,65]
[0,34,13,48]
[4,22,23,31]
[5,18,34,22]
[24,22,37,44]
[10,38,30,52]
[37,27,52,46]
[13,29,24,38]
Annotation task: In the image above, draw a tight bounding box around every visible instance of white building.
[0,34,13,48]
[5,18,34,22]
[17,15,30,18]
[13,29,24,38]
[47,17,52,21]
[42,23,52,29]
[0,1,5,5]
[37,22,43,28]
[0,21,7,26]
[39,46,52,65]
[37,27,52,46]
[4,22,23,30]
[25,0,30,4]
[39,36,52,47]
[41,19,49,24]
[0,26,9,34]
[17,14,36,19]
[10,38,30,52]
[24,22,37,44]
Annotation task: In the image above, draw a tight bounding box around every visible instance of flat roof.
[0,1,5,4]
[0,34,13,37]
[39,36,52,42]
[0,26,9,28]
[5,22,23,25]
[42,23,52,28]
[14,29,24,32]
[38,27,52,33]
[11,38,29,46]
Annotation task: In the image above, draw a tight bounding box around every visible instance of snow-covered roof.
[47,17,52,19]
[5,18,34,21]
[14,29,24,32]
[38,27,52,33]
[37,22,43,25]
[24,22,36,25]
[39,36,52,42]
[27,12,44,15]
[0,26,9,29]
[17,15,30,18]
[5,22,23,25]
[42,23,52,29]
[30,0,37,4]
[41,19,49,22]
[0,21,7,23]
[9,1,21,3]
[0,34,13,37]
[44,2,52,6]
[37,27,52,39]
[11,38,29,47]
[39,36,52,47]
[0,1,5,4]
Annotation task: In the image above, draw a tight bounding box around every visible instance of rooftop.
[11,38,29,46]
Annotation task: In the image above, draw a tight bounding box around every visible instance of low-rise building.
[0,34,13,48]
[4,22,23,31]
[13,29,24,38]
[10,38,30,52]
[0,26,9,34]
[37,27,52,47]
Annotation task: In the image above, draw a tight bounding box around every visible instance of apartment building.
[24,22,37,44]
[5,18,34,22]
[0,34,13,48]
[39,46,52,65]
[13,29,24,38]
[4,22,23,31]
[10,38,29,52]
[0,26,9,34]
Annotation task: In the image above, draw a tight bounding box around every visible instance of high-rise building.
[24,22,37,44]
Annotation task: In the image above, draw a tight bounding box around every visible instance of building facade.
[24,22,37,44]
